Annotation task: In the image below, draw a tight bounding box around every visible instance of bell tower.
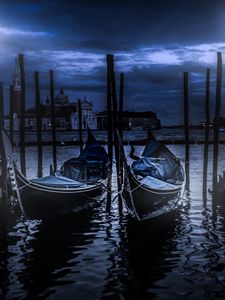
[12,56,21,114]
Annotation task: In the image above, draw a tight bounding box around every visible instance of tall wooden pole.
[34,71,43,178]
[0,82,4,141]
[183,72,190,190]
[9,84,14,146]
[0,82,7,203]
[119,73,124,138]
[106,55,113,212]
[18,54,26,176]
[213,52,222,190]
[118,73,124,201]
[78,99,83,154]
[108,54,123,214]
[203,68,210,202]
[50,70,57,172]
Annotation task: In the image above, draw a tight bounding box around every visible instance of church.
[25,89,97,131]
[9,57,97,131]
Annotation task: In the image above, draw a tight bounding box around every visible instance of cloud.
[0,26,52,37]
[0,0,225,125]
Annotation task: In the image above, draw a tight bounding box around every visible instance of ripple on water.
[2,135,225,299]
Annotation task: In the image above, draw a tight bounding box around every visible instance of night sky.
[0,0,225,125]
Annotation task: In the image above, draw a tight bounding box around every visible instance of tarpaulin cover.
[61,138,108,181]
[31,175,85,188]
[132,157,184,185]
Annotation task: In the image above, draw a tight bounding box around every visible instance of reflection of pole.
[35,71,43,178]
[50,70,57,172]
[212,52,222,191]
[18,54,26,176]
[203,68,210,203]
[183,72,190,190]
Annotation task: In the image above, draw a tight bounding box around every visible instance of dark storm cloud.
[126,66,181,85]
[1,0,225,124]
[1,0,224,49]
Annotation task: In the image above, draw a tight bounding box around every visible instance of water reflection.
[1,208,100,299]
[100,212,182,299]
[2,143,225,299]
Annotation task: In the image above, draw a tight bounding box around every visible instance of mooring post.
[78,99,83,154]
[106,54,113,213]
[34,71,43,178]
[0,82,8,203]
[119,73,124,138]
[18,54,26,176]
[183,72,190,190]
[108,54,123,214]
[212,52,222,193]
[50,70,57,172]
[203,68,210,203]
[118,73,124,201]
[9,84,14,146]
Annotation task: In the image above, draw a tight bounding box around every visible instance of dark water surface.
[1,132,225,299]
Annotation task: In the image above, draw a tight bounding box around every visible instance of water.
[12,128,225,144]
[1,130,225,299]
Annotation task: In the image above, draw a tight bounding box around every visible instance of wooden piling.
[119,73,124,138]
[50,70,57,172]
[18,54,26,176]
[203,68,210,202]
[0,82,8,203]
[212,52,222,190]
[118,73,124,199]
[106,55,113,213]
[183,72,190,190]
[108,55,123,214]
[9,85,14,146]
[0,83,4,131]
[78,99,83,154]
[34,71,43,178]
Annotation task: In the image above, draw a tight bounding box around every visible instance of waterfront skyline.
[1,1,225,125]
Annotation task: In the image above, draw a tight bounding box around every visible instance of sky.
[1,0,225,125]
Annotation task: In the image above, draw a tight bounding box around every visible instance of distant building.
[25,89,97,131]
[6,58,97,131]
[97,110,161,130]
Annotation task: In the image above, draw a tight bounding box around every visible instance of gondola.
[120,130,185,221]
[2,129,108,219]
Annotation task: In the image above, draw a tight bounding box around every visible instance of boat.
[120,130,185,221]
[2,129,108,219]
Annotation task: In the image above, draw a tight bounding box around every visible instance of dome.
[55,87,69,105]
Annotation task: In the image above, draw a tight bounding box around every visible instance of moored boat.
[121,130,185,221]
[2,130,108,219]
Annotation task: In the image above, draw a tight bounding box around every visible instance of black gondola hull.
[124,171,183,220]
[117,128,185,221]
[2,129,107,219]
[15,169,106,219]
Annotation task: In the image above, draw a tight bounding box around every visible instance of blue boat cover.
[132,157,183,184]
[61,138,108,181]
[132,133,184,185]
[31,175,85,188]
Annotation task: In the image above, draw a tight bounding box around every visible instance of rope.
[17,181,33,191]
